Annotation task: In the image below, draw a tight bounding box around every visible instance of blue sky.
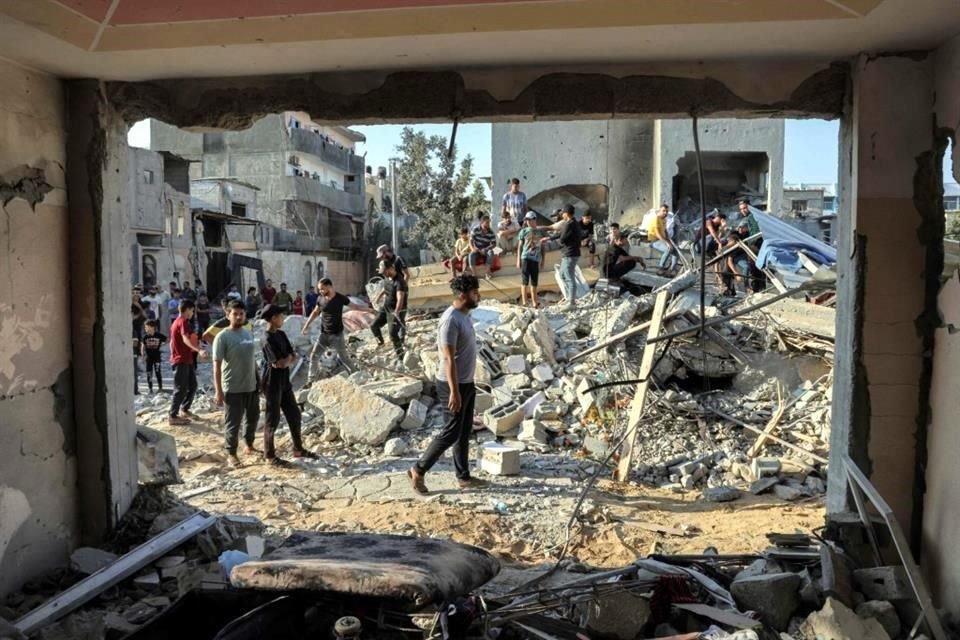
[354,119,957,187]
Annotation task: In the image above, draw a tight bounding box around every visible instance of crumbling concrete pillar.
[829,54,943,549]
[65,81,138,542]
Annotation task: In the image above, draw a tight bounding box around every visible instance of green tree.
[393,127,488,257]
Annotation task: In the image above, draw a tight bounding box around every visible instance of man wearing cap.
[542,204,582,309]
[260,304,316,465]
[376,245,410,281]
[302,277,367,379]
[500,177,528,227]
[516,211,547,308]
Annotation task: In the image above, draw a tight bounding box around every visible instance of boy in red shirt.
[169,299,208,425]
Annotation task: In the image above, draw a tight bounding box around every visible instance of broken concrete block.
[804,475,827,494]
[531,363,554,383]
[820,544,855,608]
[155,555,187,579]
[576,378,596,412]
[137,425,181,485]
[479,442,520,476]
[307,378,404,445]
[583,435,613,458]
[519,390,546,417]
[70,547,118,575]
[245,536,265,559]
[503,373,531,391]
[420,351,439,377]
[383,437,408,457]
[523,313,557,367]
[750,477,779,495]
[773,484,804,501]
[518,420,548,444]
[853,566,912,602]
[855,600,901,639]
[731,572,801,631]
[576,588,652,640]
[401,398,428,430]
[483,401,524,435]
[703,486,741,503]
[361,376,423,405]
[133,571,161,588]
[800,598,890,640]
[751,456,781,479]
[534,402,560,420]
[475,391,495,413]
[503,354,527,374]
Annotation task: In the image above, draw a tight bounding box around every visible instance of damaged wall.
[829,53,939,545]
[0,59,78,597]
[921,31,960,614]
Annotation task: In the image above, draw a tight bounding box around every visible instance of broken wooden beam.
[616,289,669,482]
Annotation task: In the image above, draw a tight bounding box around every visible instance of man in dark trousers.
[371,259,408,362]
[408,275,483,495]
[213,300,260,467]
[302,277,367,380]
[169,299,208,425]
[260,304,317,465]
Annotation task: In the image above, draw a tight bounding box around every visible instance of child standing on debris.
[141,319,167,393]
[408,274,484,495]
[259,304,317,466]
[517,211,547,308]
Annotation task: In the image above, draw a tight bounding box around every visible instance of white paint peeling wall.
[0,59,79,597]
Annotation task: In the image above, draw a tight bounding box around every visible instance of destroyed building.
[0,1,960,639]
[491,119,784,224]
[145,114,369,295]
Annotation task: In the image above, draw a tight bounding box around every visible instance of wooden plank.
[14,513,217,635]
[616,289,669,482]
[747,382,785,457]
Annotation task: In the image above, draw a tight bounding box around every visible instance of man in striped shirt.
[500,177,528,227]
[468,216,497,278]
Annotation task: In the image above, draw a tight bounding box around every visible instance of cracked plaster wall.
[921,32,960,614]
[0,59,78,598]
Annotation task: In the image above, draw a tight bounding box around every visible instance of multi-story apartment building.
[145,113,368,296]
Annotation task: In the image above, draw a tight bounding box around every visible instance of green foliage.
[947,213,960,241]
[393,127,488,255]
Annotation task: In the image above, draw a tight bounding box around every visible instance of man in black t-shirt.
[578,210,597,268]
[603,229,645,281]
[542,204,582,309]
[376,244,410,281]
[372,259,409,361]
[302,277,366,380]
[140,320,167,393]
[260,305,316,465]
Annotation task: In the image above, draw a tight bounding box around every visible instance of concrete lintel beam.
[105,62,848,129]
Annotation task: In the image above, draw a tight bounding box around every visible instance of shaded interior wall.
[828,54,939,542]
[922,31,960,614]
[0,59,78,597]
[654,118,785,216]
[66,80,139,549]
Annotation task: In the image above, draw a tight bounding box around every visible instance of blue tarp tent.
[749,208,837,273]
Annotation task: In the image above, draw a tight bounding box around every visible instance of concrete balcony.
[283,175,365,215]
[271,227,331,252]
[289,128,365,175]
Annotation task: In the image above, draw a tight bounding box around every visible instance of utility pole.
[390,159,399,250]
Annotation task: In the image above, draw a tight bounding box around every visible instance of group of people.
[446,178,597,310]
[695,199,764,296]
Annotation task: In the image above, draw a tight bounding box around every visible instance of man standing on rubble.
[501,177,528,227]
[541,204,582,309]
[517,211,548,308]
[371,259,408,362]
[376,244,410,281]
[302,277,367,379]
[169,299,207,425]
[213,300,261,467]
[408,274,483,494]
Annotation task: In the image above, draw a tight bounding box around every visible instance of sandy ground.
[157,406,825,570]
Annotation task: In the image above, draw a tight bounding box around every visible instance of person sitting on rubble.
[445,227,472,279]
[603,229,646,281]
[607,222,630,251]
[497,213,522,255]
[371,259,409,362]
[694,210,728,287]
[723,221,754,296]
[647,204,679,276]
[578,209,598,268]
[259,304,317,466]
[467,216,497,279]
